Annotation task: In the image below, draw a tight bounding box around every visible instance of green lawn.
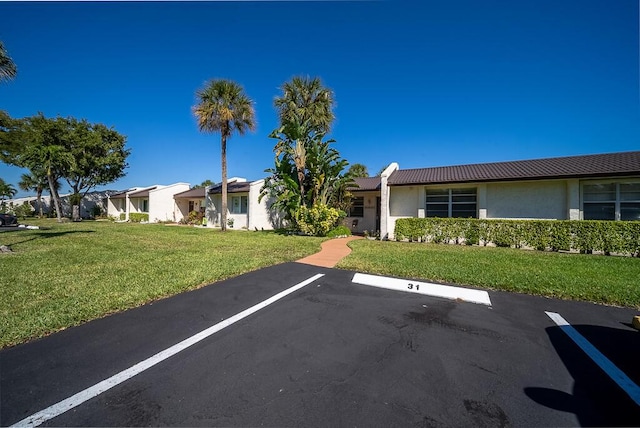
[0,220,324,349]
[338,239,640,309]
[3,220,639,349]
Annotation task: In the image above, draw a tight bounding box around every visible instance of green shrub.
[327,225,352,238]
[91,205,103,218]
[129,213,149,223]
[14,203,33,219]
[187,210,203,225]
[395,218,640,256]
[294,204,343,237]
[119,213,126,221]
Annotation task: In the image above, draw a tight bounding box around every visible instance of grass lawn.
[0,219,324,349]
[338,239,640,309]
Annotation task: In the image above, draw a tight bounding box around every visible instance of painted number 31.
[407,283,420,291]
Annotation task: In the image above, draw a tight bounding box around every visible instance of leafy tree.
[2,114,129,222]
[347,163,369,178]
[0,110,21,162]
[0,41,17,83]
[61,119,130,220]
[0,177,17,201]
[193,79,255,231]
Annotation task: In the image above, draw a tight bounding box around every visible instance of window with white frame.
[231,195,248,214]
[426,188,477,218]
[583,182,640,221]
[348,197,364,217]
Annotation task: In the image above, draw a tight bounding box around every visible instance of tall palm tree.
[0,41,17,83]
[274,76,335,134]
[193,79,255,231]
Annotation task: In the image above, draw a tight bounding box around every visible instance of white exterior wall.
[248,179,283,230]
[228,192,249,229]
[387,185,420,240]
[205,192,218,227]
[205,193,249,228]
[148,183,190,222]
[379,163,399,240]
[107,198,125,218]
[486,180,567,219]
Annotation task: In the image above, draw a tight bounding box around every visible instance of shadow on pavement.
[525,324,640,426]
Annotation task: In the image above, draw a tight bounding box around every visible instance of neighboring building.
[379,151,640,239]
[4,191,116,218]
[106,183,190,222]
[205,178,282,230]
[173,187,206,222]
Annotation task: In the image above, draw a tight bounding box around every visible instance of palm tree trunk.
[221,135,227,232]
[36,188,43,217]
[47,173,63,223]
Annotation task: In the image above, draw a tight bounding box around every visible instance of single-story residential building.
[3,191,116,218]
[205,177,283,230]
[173,187,206,222]
[376,150,640,239]
[106,183,190,222]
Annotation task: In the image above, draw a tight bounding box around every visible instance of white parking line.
[545,311,640,407]
[352,272,492,306]
[11,273,325,428]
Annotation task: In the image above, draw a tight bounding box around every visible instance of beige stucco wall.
[486,180,567,219]
[344,192,380,234]
[174,198,205,223]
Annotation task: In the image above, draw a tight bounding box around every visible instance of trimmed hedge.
[395,218,640,256]
[129,213,149,223]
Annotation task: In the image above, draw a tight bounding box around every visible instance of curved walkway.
[296,236,363,268]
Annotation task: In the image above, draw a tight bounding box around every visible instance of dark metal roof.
[174,187,206,199]
[128,187,157,198]
[388,151,640,186]
[349,177,381,191]
[109,191,128,199]
[208,181,251,194]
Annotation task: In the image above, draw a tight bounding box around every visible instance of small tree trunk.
[221,135,227,232]
[48,174,63,223]
[36,189,43,218]
[72,205,80,221]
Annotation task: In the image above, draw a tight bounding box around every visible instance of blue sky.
[1,0,638,198]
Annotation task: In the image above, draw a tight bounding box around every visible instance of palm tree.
[0,41,17,83]
[193,79,255,231]
[19,170,55,217]
[347,163,369,178]
[0,177,17,201]
[274,76,335,134]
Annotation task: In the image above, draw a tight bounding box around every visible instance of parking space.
[2,263,639,427]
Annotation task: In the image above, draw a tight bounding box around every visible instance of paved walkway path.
[296,236,363,268]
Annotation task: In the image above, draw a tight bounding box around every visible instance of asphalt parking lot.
[2,262,639,427]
